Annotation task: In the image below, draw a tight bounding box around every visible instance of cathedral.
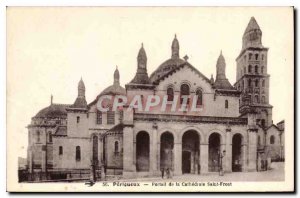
[25,17,285,181]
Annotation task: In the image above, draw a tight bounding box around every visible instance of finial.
[175,34,177,39]
[141,43,143,48]
[51,94,53,105]
[183,55,189,61]
[116,65,118,69]
[220,50,222,55]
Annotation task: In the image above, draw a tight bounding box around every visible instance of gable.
[155,63,214,93]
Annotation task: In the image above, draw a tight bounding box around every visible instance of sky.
[6,7,293,157]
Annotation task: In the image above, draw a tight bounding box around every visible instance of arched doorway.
[182,130,200,174]
[232,134,243,172]
[136,131,150,172]
[209,133,221,172]
[160,132,174,171]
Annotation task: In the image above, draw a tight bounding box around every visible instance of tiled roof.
[34,104,70,118]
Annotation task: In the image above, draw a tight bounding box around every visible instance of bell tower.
[235,17,273,128]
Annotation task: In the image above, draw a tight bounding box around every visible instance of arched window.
[37,131,40,142]
[262,80,265,87]
[76,116,80,123]
[255,65,258,73]
[196,89,203,106]
[261,96,266,103]
[76,146,81,161]
[59,146,63,155]
[270,135,275,144]
[255,79,259,87]
[255,54,259,60]
[257,136,261,146]
[225,100,229,109]
[248,79,252,87]
[262,54,264,60]
[96,111,102,124]
[180,83,190,104]
[249,53,253,60]
[261,66,264,74]
[261,119,266,127]
[248,65,252,73]
[255,95,260,103]
[107,110,115,124]
[244,67,246,74]
[167,87,174,101]
[114,141,119,153]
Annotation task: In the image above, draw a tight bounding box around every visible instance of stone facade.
[26,17,284,180]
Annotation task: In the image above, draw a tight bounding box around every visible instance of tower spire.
[214,51,234,90]
[242,17,263,49]
[71,77,87,108]
[114,65,120,86]
[129,43,150,85]
[171,34,179,59]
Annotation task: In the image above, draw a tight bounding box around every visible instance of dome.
[100,84,126,96]
[34,104,70,119]
[149,57,185,83]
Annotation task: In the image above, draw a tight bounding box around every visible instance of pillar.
[150,124,158,175]
[242,144,248,172]
[123,126,136,178]
[225,128,232,172]
[248,128,258,171]
[41,145,46,172]
[173,142,182,175]
[200,144,208,174]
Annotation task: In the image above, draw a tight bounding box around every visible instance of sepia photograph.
[6,6,294,192]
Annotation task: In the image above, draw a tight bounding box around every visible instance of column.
[123,126,136,178]
[98,136,105,180]
[247,128,258,171]
[150,124,158,175]
[225,128,232,172]
[173,142,182,175]
[200,144,208,174]
[242,144,248,172]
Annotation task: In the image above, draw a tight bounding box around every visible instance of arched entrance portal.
[136,131,150,172]
[160,132,174,170]
[209,133,221,172]
[182,130,200,174]
[232,134,243,172]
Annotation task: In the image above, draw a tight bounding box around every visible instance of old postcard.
[6,7,294,192]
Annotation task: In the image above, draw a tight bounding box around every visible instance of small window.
[114,141,119,153]
[262,80,265,87]
[96,111,102,124]
[196,89,203,106]
[255,95,260,103]
[255,65,258,73]
[37,131,40,142]
[255,54,259,60]
[167,87,174,101]
[76,116,80,123]
[180,83,190,104]
[248,65,252,73]
[261,66,264,74]
[270,135,275,144]
[255,79,259,87]
[261,119,266,127]
[225,100,229,109]
[59,146,63,155]
[249,53,252,60]
[244,67,246,74]
[76,146,81,161]
[248,79,252,87]
[261,96,266,103]
[107,110,115,124]
[257,136,261,146]
[262,54,264,60]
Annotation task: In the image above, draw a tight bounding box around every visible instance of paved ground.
[117,162,284,182]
